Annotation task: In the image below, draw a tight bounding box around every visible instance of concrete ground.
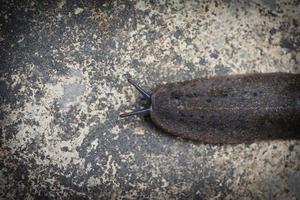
[1,0,299,199]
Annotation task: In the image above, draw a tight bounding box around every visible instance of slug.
[120,73,300,144]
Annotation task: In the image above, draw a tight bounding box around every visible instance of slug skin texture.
[150,73,300,144]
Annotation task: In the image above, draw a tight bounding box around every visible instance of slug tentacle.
[119,79,152,118]
[119,107,152,118]
[128,79,151,100]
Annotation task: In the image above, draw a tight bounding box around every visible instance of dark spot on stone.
[280,38,296,51]
[215,1,219,7]
[186,62,195,70]
[146,30,158,42]
[14,164,28,181]
[80,113,87,121]
[53,111,61,119]
[215,64,231,75]
[174,29,183,39]
[273,145,277,149]
[199,58,207,65]
[205,5,209,12]
[180,113,186,117]
[206,99,212,103]
[210,51,219,59]
[61,146,69,152]
[269,28,277,35]
[292,19,298,27]
[48,60,69,75]
[78,122,85,127]
[288,144,294,151]
[106,39,116,49]
[253,92,258,97]
[185,37,193,45]
[175,54,183,64]
[0,80,11,103]
[132,59,139,68]
[0,111,4,120]
[34,90,44,101]
[149,0,157,4]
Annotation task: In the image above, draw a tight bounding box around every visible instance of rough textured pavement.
[1,0,300,199]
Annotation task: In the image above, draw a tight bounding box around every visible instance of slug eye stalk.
[119,79,152,118]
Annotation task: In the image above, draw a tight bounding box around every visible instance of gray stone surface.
[0,0,299,199]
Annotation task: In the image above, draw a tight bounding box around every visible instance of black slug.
[120,73,300,144]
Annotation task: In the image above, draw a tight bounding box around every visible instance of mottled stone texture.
[0,0,299,199]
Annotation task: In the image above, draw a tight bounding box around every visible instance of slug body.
[121,73,300,144]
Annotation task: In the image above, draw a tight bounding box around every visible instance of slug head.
[119,79,152,118]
